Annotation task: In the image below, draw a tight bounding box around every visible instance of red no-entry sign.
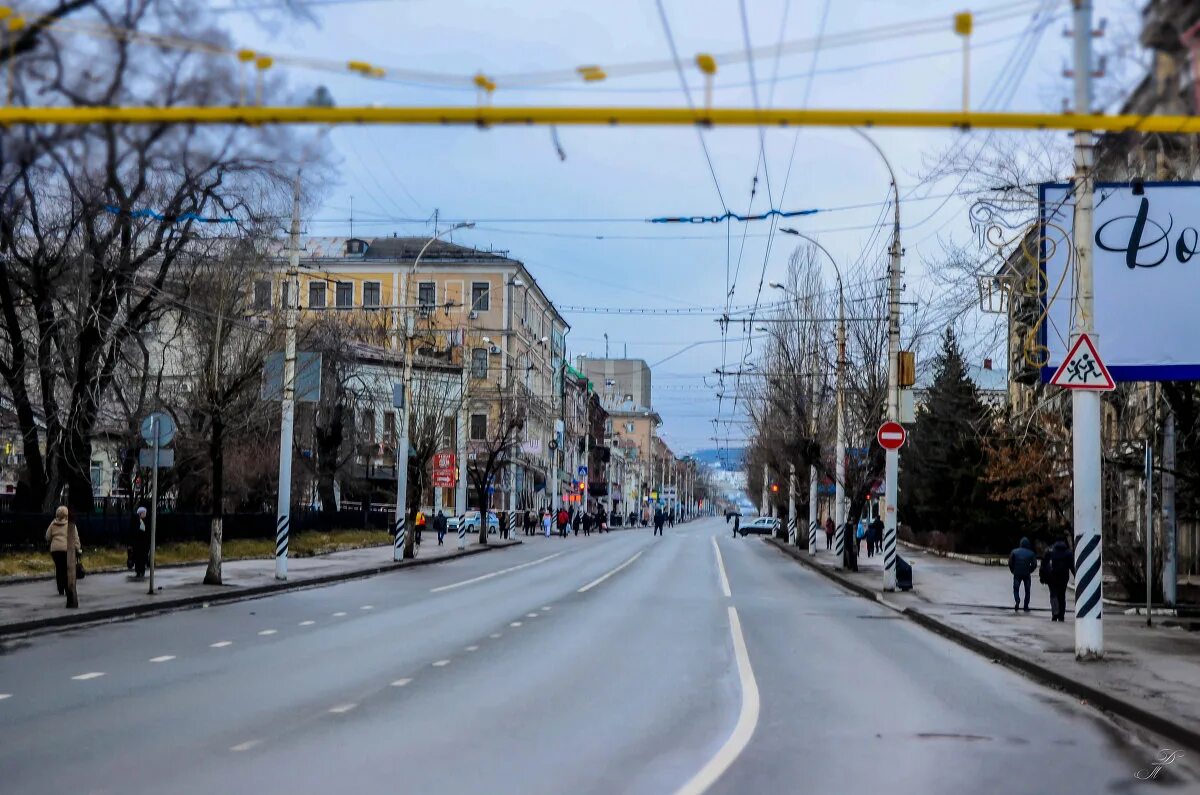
[877,421,906,451]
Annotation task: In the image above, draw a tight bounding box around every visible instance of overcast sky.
[229,0,1140,454]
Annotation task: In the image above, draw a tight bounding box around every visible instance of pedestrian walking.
[1008,537,1038,613]
[732,514,741,538]
[415,509,426,546]
[130,506,149,579]
[434,510,448,545]
[581,511,592,536]
[574,511,584,536]
[1040,537,1075,622]
[598,507,608,533]
[869,516,884,556]
[556,507,569,538]
[46,506,81,596]
[824,517,834,550]
[653,507,665,536]
[542,510,552,537]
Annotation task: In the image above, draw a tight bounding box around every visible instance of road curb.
[764,537,1200,754]
[0,540,521,640]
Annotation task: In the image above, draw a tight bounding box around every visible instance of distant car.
[739,516,779,536]
[461,510,500,534]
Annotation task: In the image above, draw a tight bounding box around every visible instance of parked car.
[461,510,500,534]
[739,516,779,536]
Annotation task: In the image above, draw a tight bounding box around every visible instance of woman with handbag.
[46,506,82,596]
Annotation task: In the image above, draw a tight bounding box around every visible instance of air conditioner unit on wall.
[469,311,479,320]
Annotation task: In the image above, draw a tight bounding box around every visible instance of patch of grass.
[0,529,392,579]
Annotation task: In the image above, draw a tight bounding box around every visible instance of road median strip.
[0,540,521,640]
[764,536,1200,754]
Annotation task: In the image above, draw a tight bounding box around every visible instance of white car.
[738,516,780,536]
[460,510,500,534]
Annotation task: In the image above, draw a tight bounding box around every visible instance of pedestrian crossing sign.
[1049,333,1115,391]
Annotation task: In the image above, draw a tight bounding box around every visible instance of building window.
[252,280,272,310]
[363,281,381,309]
[383,411,396,444]
[470,413,488,441]
[308,281,326,309]
[90,460,103,492]
[625,422,635,433]
[362,411,376,444]
[471,347,489,378]
[335,281,353,309]
[471,281,490,312]
[418,281,436,308]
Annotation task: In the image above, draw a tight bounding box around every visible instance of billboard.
[1040,182,1200,381]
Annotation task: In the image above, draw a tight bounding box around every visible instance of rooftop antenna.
[432,208,439,237]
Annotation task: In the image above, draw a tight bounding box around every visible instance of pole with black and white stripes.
[1071,0,1103,658]
[808,340,819,555]
[787,463,797,545]
[274,174,301,581]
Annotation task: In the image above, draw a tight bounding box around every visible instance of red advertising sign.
[431,450,457,488]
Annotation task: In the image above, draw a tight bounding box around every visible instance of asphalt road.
[0,518,1190,794]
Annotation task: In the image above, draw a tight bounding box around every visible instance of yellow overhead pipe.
[0,105,1197,133]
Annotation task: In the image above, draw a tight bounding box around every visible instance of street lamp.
[395,222,475,561]
[774,230,847,568]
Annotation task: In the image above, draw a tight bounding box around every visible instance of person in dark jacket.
[1041,539,1075,621]
[732,514,741,538]
[824,517,835,550]
[869,516,884,556]
[434,510,448,546]
[653,507,665,536]
[1008,537,1038,613]
[131,506,149,579]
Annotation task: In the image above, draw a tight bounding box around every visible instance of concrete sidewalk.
[0,537,519,638]
[769,539,1200,752]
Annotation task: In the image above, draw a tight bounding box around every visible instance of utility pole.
[394,267,413,561]
[882,166,902,590]
[787,463,797,545]
[835,292,847,569]
[761,462,769,517]
[808,340,819,555]
[1071,0,1104,659]
[1163,409,1177,606]
[275,173,301,581]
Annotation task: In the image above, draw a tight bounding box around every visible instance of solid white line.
[257,629,277,636]
[148,655,176,663]
[391,678,413,687]
[230,739,261,752]
[432,659,450,667]
[430,551,565,593]
[71,672,105,681]
[298,620,316,626]
[210,641,233,648]
[674,607,760,795]
[577,551,643,593]
[328,703,357,714]
[712,537,732,598]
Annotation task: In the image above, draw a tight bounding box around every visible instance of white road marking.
[230,739,262,752]
[490,633,502,638]
[541,606,552,611]
[430,552,565,593]
[432,659,450,667]
[71,672,105,681]
[578,551,643,593]
[332,611,348,617]
[510,621,522,627]
[258,629,277,636]
[465,645,479,652]
[328,703,357,714]
[210,641,233,648]
[0,694,11,700]
[391,678,413,687]
[360,605,373,610]
[526,612,539,618]
[712,537,732,598]
[148,655,176,663]
[298,620,316,626]
[673,607,760,795]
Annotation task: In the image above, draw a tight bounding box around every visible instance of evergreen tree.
[900,329,1002,550]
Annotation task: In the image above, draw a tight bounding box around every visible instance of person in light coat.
[46,506,81,596]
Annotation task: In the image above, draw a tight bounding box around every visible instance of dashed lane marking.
[430,552,565,593]
[510,621,523,627]
[578,551,643,593]
[328,703,358,714]
[713,537,732,598]
[673,607,760,795]
[332,612,348,617]
[298,620,316,626]
[210,641,233,648]
[541,606,552,611]
[148,655,176,663]
[432,660,450,667]
[258,630,277,636]
[71,672,105,681]
[391,678,413,687]
[526,612,539,618]
[0,694,11,700]
[360,605,373,610]
[490,633,502,638]
[465,645,479,652]
[230,740,262,752]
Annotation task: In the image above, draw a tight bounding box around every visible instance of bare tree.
[466,383,525,545]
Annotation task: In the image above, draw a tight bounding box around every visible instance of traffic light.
[770,483,779,494]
